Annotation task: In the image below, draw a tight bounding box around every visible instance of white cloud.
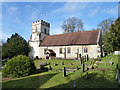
[102,5,118,15]
[6,6,18,15]
[0,33,11,41]
[51,2,88,15]
[88,8,99,17]
[25,5,31,8]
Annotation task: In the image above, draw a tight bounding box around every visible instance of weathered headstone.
[62,61,64,65]
[116,64,118,69]
[79,54,82,64]
[77,66,79,70]
[109,60,113,66]
[84,56,86,62]
[87,54,89,61]
[82,63,85,73]
[48,66,52,70]
[54,63,58,66]
[87,67,89,71]
[63,67,66,77]
[86,72,89,79]
[91,66,94,69]
[71,63,73,65]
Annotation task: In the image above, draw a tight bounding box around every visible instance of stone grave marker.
[87,54,89,61]
[82,63,85,73]
[48,62,50,65]
[63,67,66,77]
[49,66,52,70]
[54,63,58,66]
[71,63,73,65]
[62,61,64,65]
[76,66,79,70]
[84,56,86,62]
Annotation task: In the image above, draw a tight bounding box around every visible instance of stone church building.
[29,20,103,59]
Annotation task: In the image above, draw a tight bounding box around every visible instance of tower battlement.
[32,20,50,27]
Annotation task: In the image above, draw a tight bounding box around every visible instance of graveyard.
[2,55,119,88]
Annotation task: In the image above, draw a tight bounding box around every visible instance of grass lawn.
[2,55,119,88]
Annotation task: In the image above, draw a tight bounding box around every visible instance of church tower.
[29,20,50,58]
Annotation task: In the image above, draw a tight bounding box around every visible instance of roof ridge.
[47,29,99,37]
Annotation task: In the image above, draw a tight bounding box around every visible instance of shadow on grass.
[35,68,49,74]
[2,73,57,89]
[49,72,118,88]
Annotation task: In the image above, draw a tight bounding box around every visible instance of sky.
[1,1,119,41]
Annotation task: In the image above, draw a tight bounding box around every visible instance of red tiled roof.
[40,29,100,46]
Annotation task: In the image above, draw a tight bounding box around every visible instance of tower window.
[44,28,47,34]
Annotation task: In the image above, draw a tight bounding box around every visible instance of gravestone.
[116,64,118,69]
[79,54,82,64]
[109,60,113,66]
[86,72,89,79]
[82,56,84,64]
[49,62,50,65]
[49,66,52,70]
[87,67,89,71]
[87,54,89,61]
[76,66,79,70]
[62,61,64,65]
[63,67,66,77]
[84,56,86,62]
[54,63,58,66]
[91,61,92,64]
[71,63,73,65]
[91,66,94,69]
[82,63,85,73]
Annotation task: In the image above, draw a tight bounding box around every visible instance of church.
[29,20,103,59]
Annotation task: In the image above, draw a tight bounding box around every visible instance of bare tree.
[98,17,115,35]
[98,17,115,42]
[61,17,84,33]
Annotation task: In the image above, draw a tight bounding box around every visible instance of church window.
[67,47,71,54]
[60,48,62,54]
[83,46,88,53]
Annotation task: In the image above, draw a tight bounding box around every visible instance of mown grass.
[2,55,119,88]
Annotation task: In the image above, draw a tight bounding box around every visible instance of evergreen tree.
[103,17,120,53]
[2,33,30,59]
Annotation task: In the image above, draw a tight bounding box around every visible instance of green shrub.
[2,55,36,77]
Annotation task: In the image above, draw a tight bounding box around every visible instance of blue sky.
[2,2,118,41]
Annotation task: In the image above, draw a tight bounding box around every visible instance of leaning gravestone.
[63,67,66,77]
